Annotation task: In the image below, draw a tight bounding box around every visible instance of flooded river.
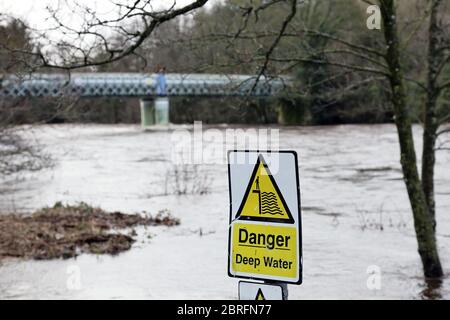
[0,124,449,299]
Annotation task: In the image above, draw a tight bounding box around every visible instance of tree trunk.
[379,0,443,278]
[422,95,438,227]
[422,0,444,229]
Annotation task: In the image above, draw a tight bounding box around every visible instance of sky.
[0,0,218,58]
[0,0,217,30]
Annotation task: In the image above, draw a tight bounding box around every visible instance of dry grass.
[0,202,179,261]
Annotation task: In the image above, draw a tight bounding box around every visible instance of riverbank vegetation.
[0,202,179,261]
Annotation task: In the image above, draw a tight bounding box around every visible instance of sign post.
[228,151,302,300]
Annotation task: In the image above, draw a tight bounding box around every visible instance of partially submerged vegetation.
[0,202,179,261]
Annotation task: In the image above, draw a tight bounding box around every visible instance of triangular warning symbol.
[236,155,294,224]
[256,288,265,300]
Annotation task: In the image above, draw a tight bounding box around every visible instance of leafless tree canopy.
[1,0,212,71]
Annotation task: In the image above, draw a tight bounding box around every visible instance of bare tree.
[422,0,450,230]
[379,0,442,278]
[0,98,51,176]
[0,0,209,71]
[0,18,52,178]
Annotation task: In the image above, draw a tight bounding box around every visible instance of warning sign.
[256,289,265,300]
[231,223,297,278]
[228,151,302,284]
[235,155,294,223]
[239,281,284,300]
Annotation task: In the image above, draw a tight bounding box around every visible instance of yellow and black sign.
[228,151,302,285]
[235,154,294,224]
[238,281,284,300]
[231,223,298,279]
[256,289,265,300]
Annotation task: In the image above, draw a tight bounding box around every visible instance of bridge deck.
[0,73,287,97]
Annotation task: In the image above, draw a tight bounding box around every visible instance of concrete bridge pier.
[140,97,170,128]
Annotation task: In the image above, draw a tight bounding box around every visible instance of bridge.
[0,73,286,97]
[0,73,288,127]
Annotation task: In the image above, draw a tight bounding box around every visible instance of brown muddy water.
[0,124,449,299]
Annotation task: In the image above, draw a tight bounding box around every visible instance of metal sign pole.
[280,282,288,300]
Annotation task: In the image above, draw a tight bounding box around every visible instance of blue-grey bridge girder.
[0,73,288,98]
